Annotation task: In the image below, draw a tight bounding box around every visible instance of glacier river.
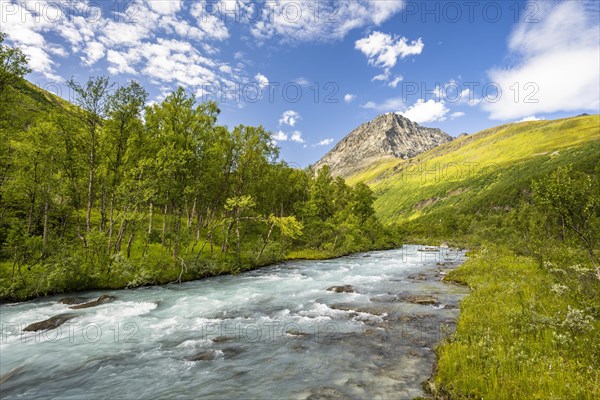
[0,246,467,399]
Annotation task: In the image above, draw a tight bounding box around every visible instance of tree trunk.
[161,204,168,245]
[86,147,95,232]
[100,185,107,231]
[256,221,275,261]
[148,202,153,234]
[115,220,128,254]
[188,197,197,228]
[27,194,35,234]
[126,224,135,259]
[107,195,115,254]
[173,208,182,260]
[42,199,49,245]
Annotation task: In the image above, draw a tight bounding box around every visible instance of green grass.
[430,246,600,399]
[348,115,600,224]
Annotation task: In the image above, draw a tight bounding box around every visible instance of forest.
[0,34,394,301]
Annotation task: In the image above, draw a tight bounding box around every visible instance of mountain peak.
[314,113,453,178]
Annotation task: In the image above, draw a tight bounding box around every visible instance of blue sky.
[3,0,599,166]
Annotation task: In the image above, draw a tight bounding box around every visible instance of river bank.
[427,245,600,399]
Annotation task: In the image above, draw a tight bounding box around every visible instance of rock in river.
[326,285,355,293]
[186,350,222,362]
[70,295,116,310]
[23,314,76,332]
[58,297,90,305]
[400,295,440,306]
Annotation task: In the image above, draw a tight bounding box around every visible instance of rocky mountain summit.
[315,113,453,178]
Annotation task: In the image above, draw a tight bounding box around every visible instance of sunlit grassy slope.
[347,115,600,224]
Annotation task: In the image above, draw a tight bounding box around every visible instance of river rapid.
[0,245,468,399]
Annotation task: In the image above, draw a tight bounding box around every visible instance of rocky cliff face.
[314,113,453,178]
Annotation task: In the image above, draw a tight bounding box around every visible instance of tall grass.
[430,245,600,399]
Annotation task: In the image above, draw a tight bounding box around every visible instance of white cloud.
[107,50,137,75]
[295,77,310,86]
[361,97,406,112]
[82,42,105,66]
[291,131,305,143]
[279,110,301,127]
[517,116,544,122]
[372,69,390,82]
[250,1,405,43]
[20,45,61,81]
[255,73,269,89]
[398,99,450,124]
[389,75,404,88]
[315,138,334,146]
[2,0,239,90]
[344,94,356,103]
[450,111,465,119]
[272,130,289,142]
[355,31,424,69]
[482,1,600,120]
[148,0,183,15]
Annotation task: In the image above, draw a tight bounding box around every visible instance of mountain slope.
[346,114,600,227]
[315,113,453,178]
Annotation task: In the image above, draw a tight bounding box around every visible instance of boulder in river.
[307,387,352,400]
[326,285,355,293]
[212,336,235,343]
[70,295,116,310]
[186,350,222,362]
[329,303,387,316]
[400,295,440,306]
[58,297,90,305]
[23,314,76,332]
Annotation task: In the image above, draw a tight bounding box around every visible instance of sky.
[2,0,599,167]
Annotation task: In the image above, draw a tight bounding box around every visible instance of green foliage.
[0,32,31,95]
[0,67,393,301]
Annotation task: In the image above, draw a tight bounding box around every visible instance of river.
[0,245,467,399]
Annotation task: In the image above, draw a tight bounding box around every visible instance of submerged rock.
[329,303,387,316]
[70,295,116,310]
[307,387,352,400]
[57,297,90,305]
[326,285,355,293]
[186,350,221,362]
[23,314,76,332]
[418,247,438,252]
[400,295,440,306]
[212,335,235,343]
[0,366,25,384]
[286,329,311,338]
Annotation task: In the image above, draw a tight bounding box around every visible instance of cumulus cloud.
[355,31,423,69]
[482,1,600,120]
[254,73,269,89]
[361,97,406,112]
[397,99,450,124]
[344,94,356,103]
[450,111,465,119]
[250,1,405,43]
[1,0,239,89]
[291,131,305,143]
[517,116,544,122]
[279,110,301,127]
[314,138,334,146]
[272,130,289,142]
[389,75,404,88]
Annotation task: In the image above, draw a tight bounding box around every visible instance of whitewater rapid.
[0,246,467,399]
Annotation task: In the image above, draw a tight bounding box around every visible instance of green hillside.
[349,115,600,235]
